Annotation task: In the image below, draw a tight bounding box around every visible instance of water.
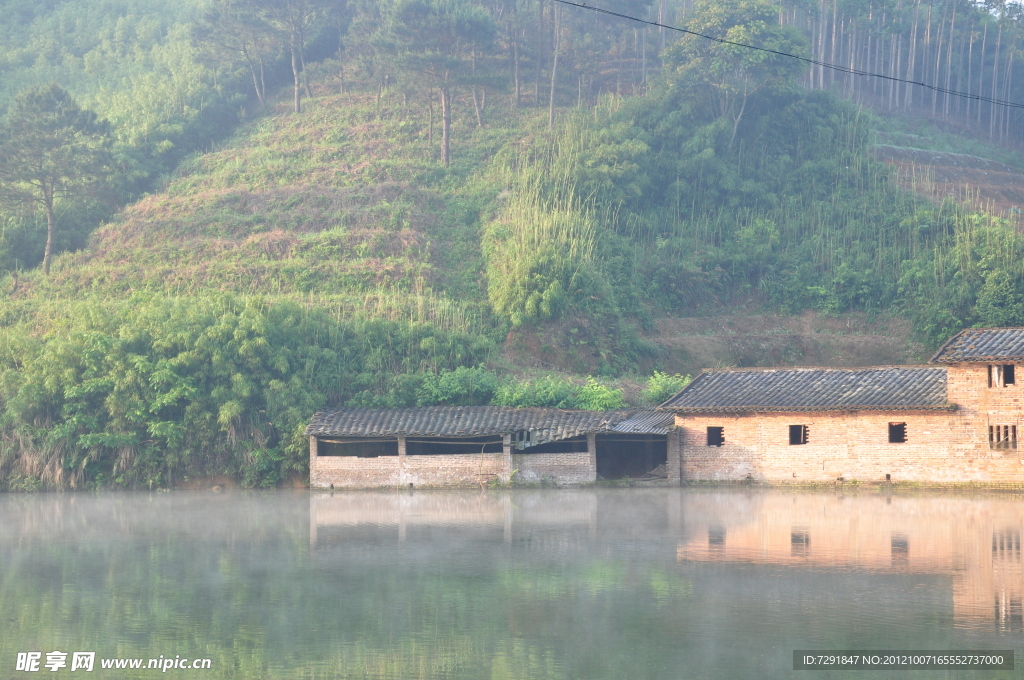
[1,488,1021,679]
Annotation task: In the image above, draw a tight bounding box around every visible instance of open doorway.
[595,434,667,480]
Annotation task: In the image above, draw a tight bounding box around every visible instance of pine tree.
[0,85,113,275]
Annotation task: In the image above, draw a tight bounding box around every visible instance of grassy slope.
[13,77,533,322]
[10,74,1009,381]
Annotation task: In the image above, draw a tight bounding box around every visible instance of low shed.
[306,406,676,488]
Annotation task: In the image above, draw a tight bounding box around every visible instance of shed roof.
[660,366,951,413]
[608,410,675,434]
[930,327,1024,363]
[306,406,636,444]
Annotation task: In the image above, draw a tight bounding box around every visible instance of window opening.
[888,422,907,443]
[990,364,1016,387]
[989,425,1018,450]
[706,426,724,447]
[789,424,809,445]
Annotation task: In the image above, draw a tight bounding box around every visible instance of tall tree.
[256,0,335,113]
[194,0,279,106]
[377,0,496,165]
[665,0,808,147]
[0,85,113,275]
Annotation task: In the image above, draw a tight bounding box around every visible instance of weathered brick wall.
[311,453,509,488]
[947,363,1024,457]
[677,410,1024,485]
[513,452,594,485]
[310,455,403,488]
[311,435,604,488]
[402,454,508,487]
[666,430,682,485]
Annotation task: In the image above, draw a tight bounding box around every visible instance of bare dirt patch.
[648,311,927,375]
[874,144,1024,215]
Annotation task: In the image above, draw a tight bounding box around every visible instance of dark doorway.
[595,434,667,479]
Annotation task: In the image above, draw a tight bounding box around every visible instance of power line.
[552,0,1024,110]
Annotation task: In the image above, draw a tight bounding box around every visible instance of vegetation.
[642,372,692,405]
[0,85,114,274]
[492,374,625,409]
[2,0,1024,487]
[0,294,492,489]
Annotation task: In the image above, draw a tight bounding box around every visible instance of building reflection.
[676,492,1024,631]
[309,488,687,551]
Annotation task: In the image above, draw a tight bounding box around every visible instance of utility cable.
[552,0,1024,110]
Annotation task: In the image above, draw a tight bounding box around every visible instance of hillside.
[20,83,507,315]
[4,0,1024,489]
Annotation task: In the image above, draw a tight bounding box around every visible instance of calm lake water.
[1,488,1021,679]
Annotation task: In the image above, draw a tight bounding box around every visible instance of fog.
[1,489,1019,678]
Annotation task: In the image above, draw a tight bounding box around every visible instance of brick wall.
[312,453,509,488]
[311,436,603,488]
[947,363,1024,457]
[310,455,403,488]
[513,452,594,485]
[677,409,1024,485]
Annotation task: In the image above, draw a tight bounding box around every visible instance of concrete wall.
[676,409,1024,485]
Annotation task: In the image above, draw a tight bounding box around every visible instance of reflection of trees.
[0,497,694,680]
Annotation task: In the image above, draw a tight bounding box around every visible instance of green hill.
[3,0,1024,489]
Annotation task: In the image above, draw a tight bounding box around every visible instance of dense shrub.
[491,375,578,408]
[0,294,491,489]
[416,366,501,406]
[641,372,692,405]
[573,378,626,410]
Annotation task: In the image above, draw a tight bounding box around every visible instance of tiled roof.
[660,366,950,413]
[930,328,1024,363]
[306,406,633,444]
[608,410,675,434]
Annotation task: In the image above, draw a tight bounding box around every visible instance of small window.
[514,429,533,450]
[989,425,1018,450]
[706,426,724,447]
[989,364,1016,387]
[888,422,907,443]
[789,424,809,445]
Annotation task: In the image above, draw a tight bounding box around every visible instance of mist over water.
[0,489,1020,679]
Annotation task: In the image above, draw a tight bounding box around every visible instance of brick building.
[306,406,673,488]
[664,327,1024,486]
